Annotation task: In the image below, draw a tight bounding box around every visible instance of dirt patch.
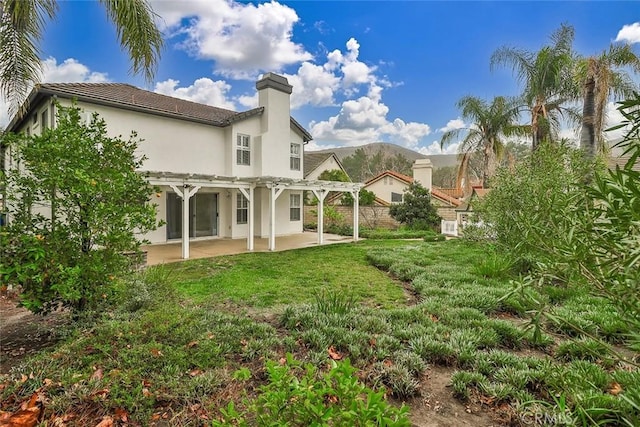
[407,365,502,427]
[0,296,70,374]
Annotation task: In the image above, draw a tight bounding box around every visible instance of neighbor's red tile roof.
[364,170,414,186]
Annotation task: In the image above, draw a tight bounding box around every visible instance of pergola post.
[170,184,201,259]
[352,189,359,242]
[268,185,285,251]
[239,186,255,251]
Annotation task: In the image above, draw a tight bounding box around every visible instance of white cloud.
[615,22,640,44]
[418,141,459,155]
[1,57,109,129]
[151,0,312,79]
[605,101,628,143]
[285,62,341,109]
[154,78,236,110]
[438,118,466,133]
[41,57,109,83]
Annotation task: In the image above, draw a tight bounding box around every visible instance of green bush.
[388,182,440,230]
[214,355,410,426]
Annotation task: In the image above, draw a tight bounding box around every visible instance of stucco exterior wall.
[365,177,409,204]
[53,99,228,176]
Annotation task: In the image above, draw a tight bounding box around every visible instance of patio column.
[170,184,201,259]
[311,188,328,245]
[352,189,359,242]
[268,185,285,251]
[239,186,255,251]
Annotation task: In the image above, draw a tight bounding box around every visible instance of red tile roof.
[431,187,462,207]
[364,170,414,186]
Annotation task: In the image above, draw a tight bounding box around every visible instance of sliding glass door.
[166,192,218,239]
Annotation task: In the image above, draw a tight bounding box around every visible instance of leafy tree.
[577,44,640,159]
[388,182,440,230]
[0,104,159,314]
[491,24,578,149]
[0,0,163,113]
[318,169,350,182]
[342,147,413,182]
[432,165,458,188]
[441,95,527,188]
[341,188,376,206]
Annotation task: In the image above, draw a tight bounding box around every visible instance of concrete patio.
[142,232,355,265]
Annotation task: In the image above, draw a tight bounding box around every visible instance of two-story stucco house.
[3,73,362,259]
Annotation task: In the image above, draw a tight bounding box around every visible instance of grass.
[1,238,638,425]
[167,239,416,308]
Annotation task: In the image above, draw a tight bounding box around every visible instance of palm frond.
[99,0,163,82]
[0,0,57,115]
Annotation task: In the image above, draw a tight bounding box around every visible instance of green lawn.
[167,240,417,308]
[1,239,638,426]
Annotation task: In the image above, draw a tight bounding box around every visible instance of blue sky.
[2,0,639,154]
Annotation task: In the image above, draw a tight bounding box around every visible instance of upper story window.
[290,194,301,221]
[236,194,248,224]
[236,134,250,165]
[290,143,301,171]
[41,109,49,131]
[391,192,403,203]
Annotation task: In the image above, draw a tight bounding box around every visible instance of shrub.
[389,182,440,230]
[0,104,159,314]
[214,355,410,426]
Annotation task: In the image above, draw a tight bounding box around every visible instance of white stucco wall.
[53,99,228,176]
[365,177,409,204]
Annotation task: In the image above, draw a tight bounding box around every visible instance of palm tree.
[491,24,578,150]
[440,95,527,189]
[0,0,163,114]
[578,44,640,159]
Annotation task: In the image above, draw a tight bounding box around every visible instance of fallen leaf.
[430,314,439,322]
[383,359,393,367]
[142,379,152,387]
[43,379,53,387]
[608,382,623,396]
[114,407,128,422]
[278,357,287,365]
[189,369,203,377]
[90,368,103,381]
[94,416,113,427]
[142,388,152,397]
[89,388,110,398]
[186,341,199,348]
[328,346,343,360]
[150,348,163,357]
[0,407,41,427]
[369,338,377,347]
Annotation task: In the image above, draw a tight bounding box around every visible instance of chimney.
[255,73,293,176]
[412,158,433,191]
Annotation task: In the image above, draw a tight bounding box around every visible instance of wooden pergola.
[144,171,363,260]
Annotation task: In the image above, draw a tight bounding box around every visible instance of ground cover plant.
[0,239,638,426]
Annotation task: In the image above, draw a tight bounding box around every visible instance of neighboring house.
[455,187,490,228]
[362,159,461,216]
[2,73,362,258]
[303,152,349,181]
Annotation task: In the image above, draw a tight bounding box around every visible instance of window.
[391,192,403,203]
[41,109,48,130]
[236,193,248,224]
[290,194,301,221]
[236,134,250,165]
[290,143,301,170]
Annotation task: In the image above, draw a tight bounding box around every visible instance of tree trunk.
[580,61,597,162]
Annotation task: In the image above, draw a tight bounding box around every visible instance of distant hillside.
[310,142,458,169]
[309,142,459,183]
